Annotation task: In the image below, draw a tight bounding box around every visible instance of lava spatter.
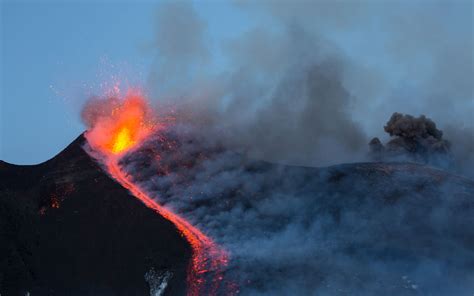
[82,88,232,295]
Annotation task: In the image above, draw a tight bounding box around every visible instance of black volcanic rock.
[0,135,190,296]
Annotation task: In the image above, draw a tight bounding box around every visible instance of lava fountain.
[82,89,231,295]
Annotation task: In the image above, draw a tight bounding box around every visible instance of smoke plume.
[147,1,473,175]
[369,112,452,168]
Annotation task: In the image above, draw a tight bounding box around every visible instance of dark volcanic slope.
[2,131,474,296]
[120,130,474,295]
[0,135,190,296]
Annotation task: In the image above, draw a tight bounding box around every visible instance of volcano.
[1,132,474,295]
[0,134,190,295]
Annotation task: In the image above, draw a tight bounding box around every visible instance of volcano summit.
[0,134,190,295]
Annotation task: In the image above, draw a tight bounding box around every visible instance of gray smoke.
[147,1,473,175]
[119,125,474,295]
[384,113,445,141]
[443,125,474,178]
[369,112,452,168]
[149,2,370,167]
[132,2,474,294]
[81,96,120,129]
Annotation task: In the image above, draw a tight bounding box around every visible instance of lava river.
[82,90,232,295]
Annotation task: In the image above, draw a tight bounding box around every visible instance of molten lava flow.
[83,89,232,295]
[105,159,230,295]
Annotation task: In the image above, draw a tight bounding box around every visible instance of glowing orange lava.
[105,159,230,295]
[112,127,134,153]
[83,89,232,295]
[83,90,155,155]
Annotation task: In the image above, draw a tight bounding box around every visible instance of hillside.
[0,135,190,296]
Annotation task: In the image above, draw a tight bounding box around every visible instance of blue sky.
[1,0,472,164]
[1,1,252,164]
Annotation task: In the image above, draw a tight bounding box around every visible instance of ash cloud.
[149,2,209,94]
[149,2,368,167]
[369,112,452,168]
[147,1,473,175]
[384,113,445,141]
[220,46,368,166]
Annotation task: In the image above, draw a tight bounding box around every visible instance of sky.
[1,1,151,164]
[1,0,472,165]
[0,0,250,164]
